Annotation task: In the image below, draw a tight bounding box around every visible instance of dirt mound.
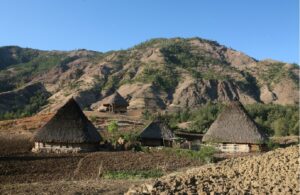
[126,146,299,194]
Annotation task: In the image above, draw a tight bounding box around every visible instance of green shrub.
[265,139,280,150]
[89,115,98,123]
[135,64,179,91]
[103,169,163,179]
[108,120,118,134]
[164,146,216,163]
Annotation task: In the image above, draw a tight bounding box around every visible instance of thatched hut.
[32,98,102,153]
[202,101,266,152]
[174,131,203,150]
[139,121,174,147]
[99,91,128,113]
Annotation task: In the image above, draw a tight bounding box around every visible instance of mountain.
[0,38,298,116]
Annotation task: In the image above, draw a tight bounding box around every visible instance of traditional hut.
[139,121,174,147]
[32,98,102,153]
[174,131,203,150]
[99,91,128,113]
[202,100,266,152]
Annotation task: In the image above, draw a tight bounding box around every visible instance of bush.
[107,120,119,145]
[265,139,280,150]
[164,146,216,163]
[108,120,118,134]
[89,115,97,123]
[103,169,163,179]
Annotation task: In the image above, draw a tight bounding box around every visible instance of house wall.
[113,105,127,113]
[141,139,163,147]
[250,144,261,152]
[101,105,127,113]
[217,143,250,153]
[163,140,173,147]
[32,142,98,153]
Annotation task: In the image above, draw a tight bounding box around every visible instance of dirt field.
[0,136,203,194]
[0,179,148,195]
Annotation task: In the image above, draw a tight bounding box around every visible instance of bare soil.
[0,137,202,194]
[0,179,148,195]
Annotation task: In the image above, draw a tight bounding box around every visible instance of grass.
[162,146,216,163]
[103,169,163,179]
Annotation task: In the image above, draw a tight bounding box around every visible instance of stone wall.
[32,142,97,153]
[217,143,250,152]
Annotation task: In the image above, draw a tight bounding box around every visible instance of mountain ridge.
[0,37,298,116]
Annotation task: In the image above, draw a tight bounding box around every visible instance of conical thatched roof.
[33,98,102,143]
[202,101,266,144]
[140,121,174,141]
[101,91,128,106]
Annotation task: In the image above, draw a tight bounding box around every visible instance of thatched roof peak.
[203,100,266,144]
[101,91,128,106]
[140,121,174,141]
[33,97,102,143]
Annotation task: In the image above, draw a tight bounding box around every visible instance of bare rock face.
[118,83,167,110]
[272,80,299,105]
[259,81,299,105]
[126,146,299,195]
[260,85,277,104]
[171,78,257,107]
[224,49,257,67]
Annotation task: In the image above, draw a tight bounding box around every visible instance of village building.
[202,100,267,153]
[140,121,174,147]
[97,91,129,113]
[174,131,203,150]
[32,98,102,153]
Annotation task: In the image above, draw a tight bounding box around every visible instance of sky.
[0,0,298,63]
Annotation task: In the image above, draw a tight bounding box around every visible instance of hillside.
[0,38,299,116]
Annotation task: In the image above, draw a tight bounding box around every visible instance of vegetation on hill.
[154,103,298,136]
[0,92,49,120]
[0,46,40,69]
[257,62,299,88]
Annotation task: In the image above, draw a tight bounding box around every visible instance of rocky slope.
[126,146,299,194]
[0,38,298,113]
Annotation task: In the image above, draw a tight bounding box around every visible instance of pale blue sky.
[0,0,298,63]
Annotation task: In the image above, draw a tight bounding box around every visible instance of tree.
[272,118,288,136]
[107,120,119,146]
